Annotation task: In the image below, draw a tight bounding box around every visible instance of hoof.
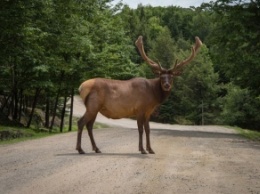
[141,150,147,154]
[95,148,102,153]
[147,148,155,154]
[77,149,85,154]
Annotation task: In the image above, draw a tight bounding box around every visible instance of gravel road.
[0,96,259,194]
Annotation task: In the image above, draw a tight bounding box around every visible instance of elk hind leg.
[76,114,86,154]
[86,117,101,153]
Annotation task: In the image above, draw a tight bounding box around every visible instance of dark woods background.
[0,0,259,131]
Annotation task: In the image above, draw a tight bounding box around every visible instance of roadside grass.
[233,126,260,141]
[0,118,110,145]
[0,125,59,145]
[2,119,259,145]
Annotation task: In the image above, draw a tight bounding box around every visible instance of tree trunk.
[68,88,74,131]
[201,99,204,125]
[50,71,64,131]
[0,94,11,112]
[27,88,41,128]
[50,88,60,131]
[13,84,19,120]
[18,89,24,122]
[60,92,67,132]
[8,94,14,119]
[45,94,50,128]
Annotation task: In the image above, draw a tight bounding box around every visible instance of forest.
[0,0,259,131]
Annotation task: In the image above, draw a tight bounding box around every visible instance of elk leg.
[76,115,86,154]
[144,119,155,154]
[137,118,147,154]
[86,116,101,153]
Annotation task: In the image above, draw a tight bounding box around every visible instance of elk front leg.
[144,119,155,154]
[137,118,147,154]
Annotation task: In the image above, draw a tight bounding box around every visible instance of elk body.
[76,36,202,154]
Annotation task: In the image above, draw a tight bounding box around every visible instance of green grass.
[0,120,110,145]
[1,121,259,145]
[0,125,59,145]
[93,122,110,129]
[232,126,260,141]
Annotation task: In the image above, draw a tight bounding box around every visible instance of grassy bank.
[1,123,259,145]
[233,127,260,141]
[0,126,58,145]
[0,122,109,145]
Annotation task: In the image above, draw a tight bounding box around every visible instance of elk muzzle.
[160,74,174,91]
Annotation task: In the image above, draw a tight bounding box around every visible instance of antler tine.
[170,36,202,74]
[194,36,202,55]
[135,36,162,72]
[173,59,178,69]
[157,61,164,69]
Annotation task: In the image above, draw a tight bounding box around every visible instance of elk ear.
[152,69,161,76]
[171,71,182,76]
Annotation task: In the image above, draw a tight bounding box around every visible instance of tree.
[0,0,50,123]
[219,83,260,130]
[174,44,219,125]
[206,0,260,130]
[149,28,177,68]
[153,40,219,125]
[0,0,138,129]
[208,0,260,92]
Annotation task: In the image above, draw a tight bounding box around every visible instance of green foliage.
[0,0,259,131]
[177,48,219,124]
[219,84,260,130]
[0,0,137,129]
[206,0,260,90]
[233,126,260,141]
[120,2,259,130]
[149,29,177,69]
[205,0,260,130]
[0,125,56,144]
[155,44,220,125]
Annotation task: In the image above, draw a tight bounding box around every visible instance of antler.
[170,36,202,75]
[135,36,163,74]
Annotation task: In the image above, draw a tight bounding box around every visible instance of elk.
[76,36,202,154]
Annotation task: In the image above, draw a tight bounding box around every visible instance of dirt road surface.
[0,96,259,194]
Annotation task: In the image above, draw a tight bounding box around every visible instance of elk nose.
[163,83,171,91]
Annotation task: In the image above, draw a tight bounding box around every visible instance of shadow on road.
[152,128,260,150]
[152,128,241,139]
[56,152,150,158]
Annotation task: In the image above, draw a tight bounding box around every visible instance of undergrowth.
[0,118,109,145]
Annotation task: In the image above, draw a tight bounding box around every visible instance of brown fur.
[76,76,172,154]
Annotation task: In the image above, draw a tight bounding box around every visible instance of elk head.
[135,36,202,91]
